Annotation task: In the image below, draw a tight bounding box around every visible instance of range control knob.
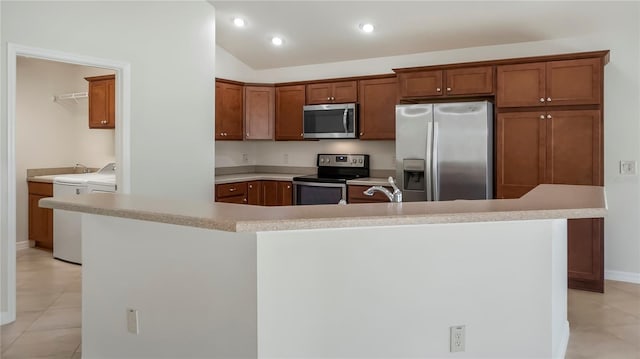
[358,159,363,163]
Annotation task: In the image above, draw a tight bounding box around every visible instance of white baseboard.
[16,240,30,251]
[0,311,16,325]
[554,320,570,359]
[605,270,640,284]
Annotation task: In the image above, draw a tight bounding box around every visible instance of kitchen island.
[40,184,606,358]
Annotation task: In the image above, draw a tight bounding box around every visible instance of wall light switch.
[620,160,637,175]
[127,308,139,334]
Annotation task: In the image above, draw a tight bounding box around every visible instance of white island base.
[81,215,569,358]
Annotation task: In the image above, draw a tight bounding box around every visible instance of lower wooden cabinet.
[215,182,248,204]
[568,218,604,292]
[28,181,53,251]
[216,180,292,206]
[348,185,393,203]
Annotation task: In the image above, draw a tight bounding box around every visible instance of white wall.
[1,1,215,320]
[16,57,115,245]
[215,3,640,279]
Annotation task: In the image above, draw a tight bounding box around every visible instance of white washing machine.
[53,163,116,264]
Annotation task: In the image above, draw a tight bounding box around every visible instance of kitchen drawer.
[215,182,248,200]
[28,181,53,197]
[348,185,393,203]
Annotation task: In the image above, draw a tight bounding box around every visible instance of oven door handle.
[292,181,347,188]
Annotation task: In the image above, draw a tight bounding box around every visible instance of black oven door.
[292,181,347,205]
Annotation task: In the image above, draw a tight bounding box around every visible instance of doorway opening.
[1,43,131,325]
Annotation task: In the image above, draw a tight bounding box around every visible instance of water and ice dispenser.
[401,159,427,201]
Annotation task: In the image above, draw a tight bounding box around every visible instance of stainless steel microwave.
[303,103,357,139]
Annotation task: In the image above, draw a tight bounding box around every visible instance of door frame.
[1,43,132,324]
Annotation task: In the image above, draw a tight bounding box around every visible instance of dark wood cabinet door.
[306,83,333,104]
[444,66,494,96]
[244,86,275,140]
[215,81,244,140]
[275,85,305,140]
[278,181,293,206]
[261,181,280,206]
[215,182,247,202]
[496,62,546,108]
[546,58,602,106]
[358,77,397,140]
[330,81,358,103]
[545,110,602,185]
[247,181,262,205]
[568,218,604,292]
[398,70,443,98]
[306,81,357,104]
[496,112,546,199]
[347,185,393,203]
[86,75,115,129]
[28,182,53,251]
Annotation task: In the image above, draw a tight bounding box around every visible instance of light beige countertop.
[215,173,391,187]
[215,173,303,184]
[40,184,606,233]
[28,174,65,184]
[27,167,99,183]
[346,177,392,186]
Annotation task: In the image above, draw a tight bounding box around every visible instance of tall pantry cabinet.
[495,53,608,292]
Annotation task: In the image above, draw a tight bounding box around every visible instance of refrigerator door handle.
[426,114,434,201]
[432,122,439,201]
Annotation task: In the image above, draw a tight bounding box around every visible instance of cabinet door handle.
[547,97,552,102]
[243,198,247,203]
[360,132,364,136]
[246,132,249,137]
[436,87,441,92]
[287,185,291,189]
[547,114,552,119]
[327,97,331,101]
[249,185,253,189]
[540,98,545,102]
[446,87,451,92]
[540,115,545,119]
[229,188,236,192]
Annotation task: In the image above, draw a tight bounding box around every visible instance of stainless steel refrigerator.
[395,101,493,202]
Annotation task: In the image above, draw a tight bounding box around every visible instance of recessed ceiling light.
[360,23,375,33]
[271,36,284,46]
[233,17,246,27]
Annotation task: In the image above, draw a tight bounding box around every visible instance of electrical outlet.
[620,160,637,175]
[283,153,289,164]
[127,308,139,334]
[450,325,465,352]
[242,153,249,163]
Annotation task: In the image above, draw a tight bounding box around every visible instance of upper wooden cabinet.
[275,85,306,140]
[306,80,358,104]
[85,74,115,129]
[397,66,493,99]
[497,58,602,108]
[496,109,602,199]
[244,86,275,140]
[358,77,398,140]
[215,80,244,140]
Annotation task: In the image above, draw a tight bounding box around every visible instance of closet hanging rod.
[52,91,88,103]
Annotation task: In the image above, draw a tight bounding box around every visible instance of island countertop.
[39,184,606,233]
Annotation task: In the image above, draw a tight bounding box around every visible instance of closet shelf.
[52,92,88,103]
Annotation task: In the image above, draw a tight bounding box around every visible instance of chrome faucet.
[363,176,403,203]
[74,163,90,173]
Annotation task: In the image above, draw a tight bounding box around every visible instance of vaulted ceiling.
[211,1,614,69]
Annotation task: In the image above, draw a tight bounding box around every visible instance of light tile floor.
[1,248,639,358]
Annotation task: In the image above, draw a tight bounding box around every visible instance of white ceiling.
[211,1,609,70]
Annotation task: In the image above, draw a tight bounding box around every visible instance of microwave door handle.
[342,108,348,133]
